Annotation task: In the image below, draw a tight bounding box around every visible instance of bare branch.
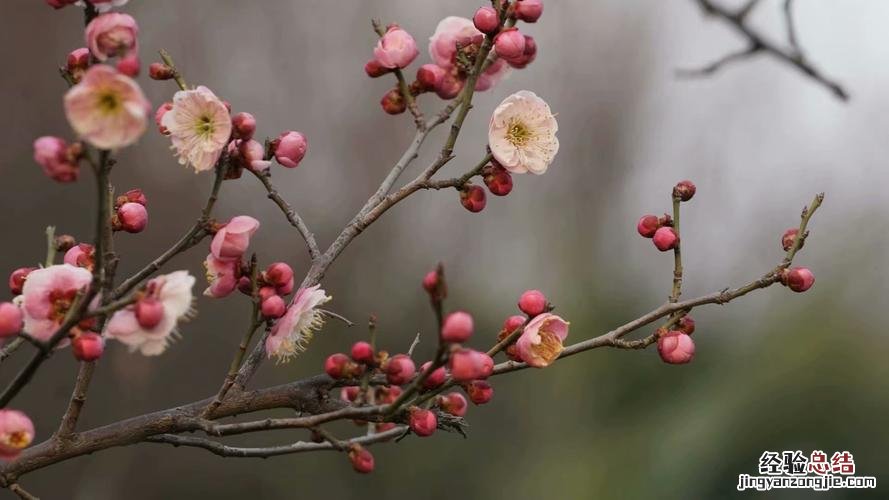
[249,169,320,260]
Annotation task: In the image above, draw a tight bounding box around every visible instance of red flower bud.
[465,380,493,405]
[518,289,547,317]
[416,64,445,91]
[673,180,696,201]
[459,184,486,212]
[364,59,390,78]
[449,348,493,382]
[0,302,23,338]
[636,214,660,238]
[783,267,815,293]
[264,262,294,293]
[148,62,175,80]
[325,353,361,379]
[117,202,148,233]
[231,112,257,141]
[384,354,416,385]
[135,298,164,329]
[438,392,468,417]
[514,0,544,23]
[408,407,437,437]
[677,315,695,335]
[494,28,526,59]
[421,361,447,389]
[348,445,375,473]
[441,311,473,343]
[652,227,678,251]
[116,54,140,77]
[380,88,406,115]
[8,268,36,296]
[483,164,513,196]
[261,294,286,319]
[351,341,374,364]
[781,228,801,252]
[473,6,500,33]
[657,330,695,364]
[72,332,104,361]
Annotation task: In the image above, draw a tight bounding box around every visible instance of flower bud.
[494,28,525,60]
[408,407,437,437]
[340,386,360,402]
[505,35,537,69]
[66,47,90,83]
[781,228,801,252]
[33,136,79,183]
[272,131,308,168]
[673,179,696,201]
[264,262,294,292]
[652,227,678,251]
[416,64,446,91]
[377,385,402,404]
[657,330,695,364]
[86,13,139,61]
[47,0,78,9]
[483,164,513,196]
[435,72,464,99]
[515,0,544,22]
[261,294,286,319]
[351,341,374,364]
[9,268,36,296]
[155,102,173,135]
[465,380,493,405]
[64,243,95,270]
[72,332,104,361]
[421,361,447,389]
[364,58,390,78]
[325,353,359,379]
[438,392,468,417]
[348,444,375,473]
[518,289,547,317]
[677,315,695,335]
[380,88,406,115]
[385,354,416,385]
[115,53,140,77]
[0,409,35,461]
[422,270,437,295]
[116,202,148,233]
[473,6,500,34]
[783,267,815,293]
[258,286,277,303]
[636,214,660,238]
[135,297,164,329]
[0,303,23,338]
[449,348,493,381]
[116,188,147,207]
[441,311,473,343]
[231,112,256,141]
[149,62,175,80]
[374,26,419,69]
[459,184,486,212]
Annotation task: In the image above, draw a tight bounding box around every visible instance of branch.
[248,169,320,260]
[681,0,848,101]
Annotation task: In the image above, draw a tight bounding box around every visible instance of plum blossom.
[428,16,510,92]
[203,254,239,298]
[373,26,418,69]
[64,65,150,150]
[105,271,195,356]
[0,410,35,461]
[161,86,232,173]
[15,264,92,342]
[488,90,559,175]
[33,136,80,182]
[85,13,138,61]
[515,313,569,368]
[210,216,260,261]
[265,285,331,363]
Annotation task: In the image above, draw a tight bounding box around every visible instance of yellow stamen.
[506,118,534,147]
[532,330,564,366]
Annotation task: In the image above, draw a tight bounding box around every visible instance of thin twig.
[248,169,320,260]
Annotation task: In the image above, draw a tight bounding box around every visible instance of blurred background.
[1,0,887,498]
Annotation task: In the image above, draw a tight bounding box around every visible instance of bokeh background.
[1,0,887,498]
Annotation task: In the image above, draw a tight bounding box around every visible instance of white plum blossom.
[488,90,559,175]
[161,86,232,173]
[265,285,331,363]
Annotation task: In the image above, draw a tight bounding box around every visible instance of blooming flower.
[373,26,419,69]
[265,285,331,363]
[161,86,232,173]
[16,264,92,342]
[0,409,35,461]
[64,65,150,150]
[515,313,569,368]
[105,271,195,356]
[203,254,239,298]
[210,216,260,261]
[428,16,510,92]
[85,13,138,61]
[488,90,559,175]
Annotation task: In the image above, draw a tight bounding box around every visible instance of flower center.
[97,91,121,114]
[49,289,78,322]
[531,329,564,365]
[506,119,533,147]
[195,115,215,138]
[1,430,33,450]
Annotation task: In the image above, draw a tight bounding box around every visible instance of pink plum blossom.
[161,86,232,172]
[64,65,150,150]
[33,136,80,182]
[105,271,195,356]
[515,312,569,368]
[265,285,331,363]
[373,26,419,69]
[272,131,307,168]
[16,264,92,342]
[203,254,239,298]
[0,409,35,461]
[657,330,695,364]
[488,90,559,175]
[428,16,511,92]
[210,216,260,262]
[85,13,138,61]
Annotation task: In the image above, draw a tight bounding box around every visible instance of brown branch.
[681,0,848,101]
[371,19,424,128]
[249,169,320,260]
[55,362,96,439]
[8,483,38,500]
